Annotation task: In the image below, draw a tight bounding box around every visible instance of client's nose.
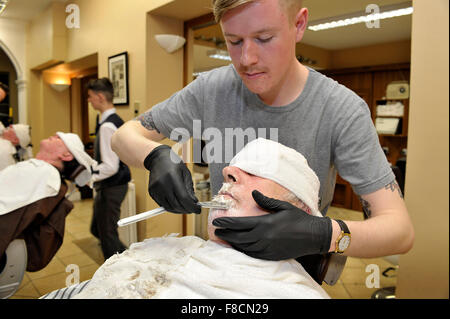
[222,166,241,183]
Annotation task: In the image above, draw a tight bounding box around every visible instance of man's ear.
[98,92,107,103]
[295,7,309,43]
[60,151,74,162]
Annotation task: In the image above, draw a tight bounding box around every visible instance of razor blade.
[198,201,231,210]
[118,200,230,227]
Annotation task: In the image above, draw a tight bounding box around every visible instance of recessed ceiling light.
[308,3,413,31]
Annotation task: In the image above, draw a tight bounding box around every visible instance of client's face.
[40,135,69,154]
[37,135,73,168]
[208,166,292,245]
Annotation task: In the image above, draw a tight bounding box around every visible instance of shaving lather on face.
[213,138,332,260]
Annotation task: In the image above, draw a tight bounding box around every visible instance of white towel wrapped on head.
[12,124,30,149]
[229,138,322,216]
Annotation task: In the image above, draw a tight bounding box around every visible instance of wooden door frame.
[182,13,216,235]
[183,13,216,86]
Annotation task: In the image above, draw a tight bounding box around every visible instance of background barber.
[87,78,131,260]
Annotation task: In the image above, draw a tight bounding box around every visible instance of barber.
[87,78,131,260]
[111,0,414,261]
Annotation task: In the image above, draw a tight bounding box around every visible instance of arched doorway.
[0,40,27,124]
[0,46,18,126]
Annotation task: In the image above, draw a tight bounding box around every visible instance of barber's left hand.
[213,190,333,260]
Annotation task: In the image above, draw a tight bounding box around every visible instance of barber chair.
[297,253,347,286]
[0,183,73,299]
[0,240,27,299]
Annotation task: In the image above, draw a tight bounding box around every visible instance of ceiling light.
[207,49,231,61]
[0,0,9,15]
[308,3,413,31]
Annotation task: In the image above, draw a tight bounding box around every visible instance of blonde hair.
[212,0,302,23]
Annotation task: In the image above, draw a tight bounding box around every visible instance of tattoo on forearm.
[135,113,160,133]
[359,196,372,218]
[385,180,404,198]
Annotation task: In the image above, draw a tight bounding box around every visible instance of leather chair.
[297,253,347,286]
[0,184,73,299]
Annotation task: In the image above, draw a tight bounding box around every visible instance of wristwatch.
[334,219,351,254]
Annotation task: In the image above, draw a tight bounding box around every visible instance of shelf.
[376,99,409,102]
[376,115,405,118]
[378,134,407,138]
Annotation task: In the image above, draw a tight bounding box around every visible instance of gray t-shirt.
[140,65,394,215]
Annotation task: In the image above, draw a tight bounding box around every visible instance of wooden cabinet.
[372,69,410,166]
[322,64,410,211]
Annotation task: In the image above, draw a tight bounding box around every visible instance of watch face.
[339,235,351,251]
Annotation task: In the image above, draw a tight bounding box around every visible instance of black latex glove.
[144,145,201,214]
[213,190,332,260]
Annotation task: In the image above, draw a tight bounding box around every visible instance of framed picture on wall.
[108,51,129,105]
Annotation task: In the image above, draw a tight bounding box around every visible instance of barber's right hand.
[143,144,201,214]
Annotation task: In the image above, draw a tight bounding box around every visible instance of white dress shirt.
[91,108,120,183]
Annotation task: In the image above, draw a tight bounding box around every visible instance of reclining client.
[61,138,330,299]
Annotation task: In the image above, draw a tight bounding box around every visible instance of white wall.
[396,0,449,298]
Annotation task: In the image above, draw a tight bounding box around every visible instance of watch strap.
[335,219,350,234]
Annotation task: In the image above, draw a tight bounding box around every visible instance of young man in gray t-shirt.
[112,0,414,261]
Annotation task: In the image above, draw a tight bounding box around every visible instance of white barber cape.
[0,138,17,171]
[73,235,330,299]
[0,159,61,215]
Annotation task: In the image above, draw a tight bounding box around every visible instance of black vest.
[93,113,131,190]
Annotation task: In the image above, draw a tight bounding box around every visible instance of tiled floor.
[9,199,397,299]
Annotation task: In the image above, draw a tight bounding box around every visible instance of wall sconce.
[155,34,186,53]
[50,83,70,92]
[48,74,71,92]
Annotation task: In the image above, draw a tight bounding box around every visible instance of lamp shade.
[50,83,70,92]
[155,34,186,53]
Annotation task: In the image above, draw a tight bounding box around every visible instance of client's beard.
[208,183,239,245]
[211,182,235,205]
